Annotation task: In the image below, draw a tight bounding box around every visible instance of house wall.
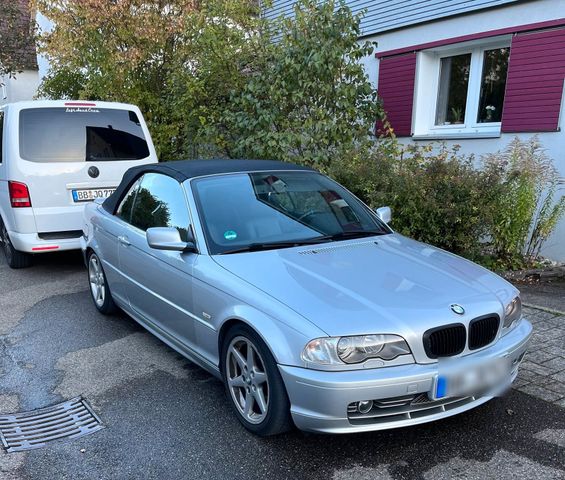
[0,70,40,106]
[263,0,522,36]
[360,0,565,261]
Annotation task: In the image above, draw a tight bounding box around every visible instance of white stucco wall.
[0,70,40,106]
[359,0,565,261]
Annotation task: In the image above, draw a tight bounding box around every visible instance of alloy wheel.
[226,336,270,424]
[88,255,106,308]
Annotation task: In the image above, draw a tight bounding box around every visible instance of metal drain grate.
[0,397,103,453]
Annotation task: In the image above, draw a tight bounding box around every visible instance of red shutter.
[502,27,565,133]
[377,53,417,137]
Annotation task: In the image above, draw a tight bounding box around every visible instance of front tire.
[87,252,117,315]
[0,217,32,269]
[221,324,293,436]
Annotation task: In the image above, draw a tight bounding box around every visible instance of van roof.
[4,100,141,111]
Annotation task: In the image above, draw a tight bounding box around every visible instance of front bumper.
[279,318,532,434]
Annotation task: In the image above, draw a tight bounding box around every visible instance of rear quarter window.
[19,107,150,163]
[0,110,4,164]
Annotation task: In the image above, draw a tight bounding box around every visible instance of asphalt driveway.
[0,252,564,480]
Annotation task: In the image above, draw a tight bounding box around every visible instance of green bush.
[331,140,495,261]
[484,137,565,269]
[329,136,564,270]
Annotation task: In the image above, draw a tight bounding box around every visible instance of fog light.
[357,400,373,414]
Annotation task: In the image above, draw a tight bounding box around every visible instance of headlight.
[302,334,412,366]
[503,296,522,328]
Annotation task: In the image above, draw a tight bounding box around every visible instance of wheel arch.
[216,312,309,374]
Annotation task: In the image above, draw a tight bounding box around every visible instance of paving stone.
[525,349,556,365]
[518,384,563,402]
[542,345,565,357]
[521,361,560,376]
[533,429,565,448]
[541,357,565,372]
[511,377,530,388]
[543,380,565,396]
[517,368,540,383]
[550,370,565,383]
[534,311,561,321]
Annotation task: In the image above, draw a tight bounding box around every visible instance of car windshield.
[191,171,391,254]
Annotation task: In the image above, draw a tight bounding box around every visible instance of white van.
[0,100,157,268]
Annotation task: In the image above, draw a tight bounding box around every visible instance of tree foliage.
[35,0,260,160]
[0,0,36,77]
[35,0,382,166]
[219,0,382,170]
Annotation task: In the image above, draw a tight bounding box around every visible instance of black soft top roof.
[103,159,314,213]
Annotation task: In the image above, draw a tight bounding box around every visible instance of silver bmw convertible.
[81,159,532,435]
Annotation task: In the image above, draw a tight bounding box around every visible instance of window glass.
[192,171,389,254]
[477,48,509,123]
[435,53,471,125]
[19,108,150,162]
[130,173,190,241]
[116,177,142,223]
[0,110,4,164]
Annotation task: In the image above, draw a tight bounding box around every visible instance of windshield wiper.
[220,230,386,254]
[220,238,331,255]
[310,230,386,242]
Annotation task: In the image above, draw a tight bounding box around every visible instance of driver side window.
[129,173,191,241]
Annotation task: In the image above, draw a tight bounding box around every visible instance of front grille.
[423,323,466,358]
[347,394,476,426]
[469,315,500,350]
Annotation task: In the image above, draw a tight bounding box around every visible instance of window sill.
[411,132,501,140]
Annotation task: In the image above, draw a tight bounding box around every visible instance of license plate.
[72,188,116,203]
[433,357,511,400]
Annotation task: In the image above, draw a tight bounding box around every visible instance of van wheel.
[0,218,32,269]
[87,252,117,315]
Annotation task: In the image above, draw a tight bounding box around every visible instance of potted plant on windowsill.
[485,105,496,122]
[450,107,464,124]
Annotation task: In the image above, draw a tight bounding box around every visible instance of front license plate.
[433,357,511,400]
[72,188,116,203]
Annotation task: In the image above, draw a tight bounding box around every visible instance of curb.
[523,302,565,317]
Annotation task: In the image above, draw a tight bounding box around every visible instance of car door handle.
[118,235,131,246]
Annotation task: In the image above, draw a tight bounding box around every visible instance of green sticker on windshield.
[224,230,237,241]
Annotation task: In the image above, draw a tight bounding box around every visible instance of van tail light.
[8,181,32,208]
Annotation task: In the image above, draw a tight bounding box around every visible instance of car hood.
[212,234,517,339]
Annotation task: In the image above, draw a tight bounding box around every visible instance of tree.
[0,0,37,78]
[36,0,382,167]
[35,0,260,160]
[219,0,382,170]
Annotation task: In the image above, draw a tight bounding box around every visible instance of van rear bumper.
[9,230,81,253]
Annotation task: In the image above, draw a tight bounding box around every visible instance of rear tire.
[221,324,293,436]
[87,251,117,315]
[0,217,32,269]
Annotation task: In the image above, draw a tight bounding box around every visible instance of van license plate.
[72,188,116,203]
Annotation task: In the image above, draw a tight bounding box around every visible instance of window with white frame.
[413,38,510,137]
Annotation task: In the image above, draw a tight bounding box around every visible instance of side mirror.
[375,206,392,224]
[146,227,196,252]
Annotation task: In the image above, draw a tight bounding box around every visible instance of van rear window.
[19,107,150,162]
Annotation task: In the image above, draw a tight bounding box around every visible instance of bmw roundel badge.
[450,304,465,315]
